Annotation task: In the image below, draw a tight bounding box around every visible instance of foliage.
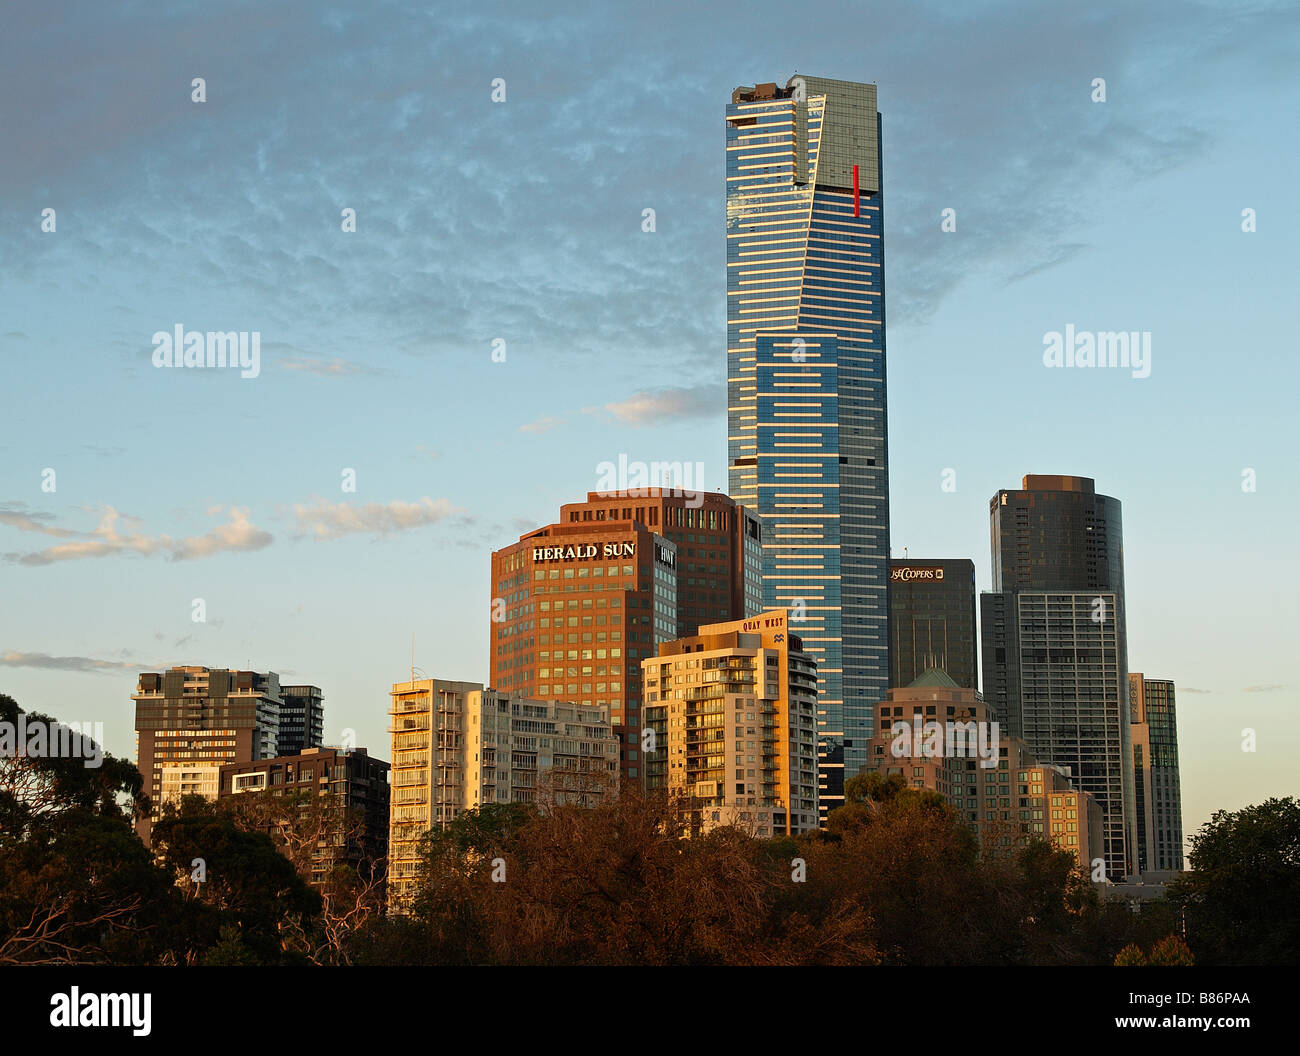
[1166,796,1300,965]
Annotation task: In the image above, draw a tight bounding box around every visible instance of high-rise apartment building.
[133,666,289,844]
[492,491,758,782]
[642,609,819,837]
[219,746,390,887]
[980,475,1136,880]
[387,678,619,908]
[1129,674,1185,873]
[277,684,325,756]
[726,75,890,820]
[889,559,977,690]
[865,670,1105,873]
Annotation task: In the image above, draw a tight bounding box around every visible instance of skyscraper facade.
[888,558,977,690]
[1129,673,1185,873]
[726,75,889,820]
[980,475,1136,880]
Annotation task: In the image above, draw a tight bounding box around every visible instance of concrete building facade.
[642,610,819,837]
[219,746,390,887]
[387,679,619,907]
[865,669,1104,873]
[133,666,294,843]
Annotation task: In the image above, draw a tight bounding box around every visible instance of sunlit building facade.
[726,75,890,821]
[642,610,819,837]
[387,678,618,908]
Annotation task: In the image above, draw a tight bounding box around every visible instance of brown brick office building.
[490,490,762,783]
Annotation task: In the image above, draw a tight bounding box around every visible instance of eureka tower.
[726,75,889,819]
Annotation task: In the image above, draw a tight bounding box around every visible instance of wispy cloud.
[518,414,570,434]
[4,506,272,565]
[289,496,460,539]
[0,650,149,674]
[1243,683,1286,693]
[278,353,386,377]
[587,384,722,426]
[0,503,86,539]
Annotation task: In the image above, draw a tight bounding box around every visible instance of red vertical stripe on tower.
[852,164,860,216]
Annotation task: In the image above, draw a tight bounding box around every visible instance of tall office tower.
[133,666,285,844]
[726,76,889,821]
[277,684,325,756]
[219,746,390,887]
[889,559,977,690]
[387,678,619,908]
[864,670,1106,873]
[980,475,1136,880]
[556,489,763,637]
[1129,674,1185,873]
[642,609,820,837]
[492,491,757,784]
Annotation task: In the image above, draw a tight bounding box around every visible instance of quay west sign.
[532,542,637,563]
[891,566,945,582]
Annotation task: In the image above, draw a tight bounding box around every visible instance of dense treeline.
[2,692,1294,965]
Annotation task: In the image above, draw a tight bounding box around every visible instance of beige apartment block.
[642,609,819,838]
[387,678,619,908]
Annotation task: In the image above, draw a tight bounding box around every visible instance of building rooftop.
[908,667,959,688]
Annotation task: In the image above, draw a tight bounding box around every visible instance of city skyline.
[3,0,1299,857]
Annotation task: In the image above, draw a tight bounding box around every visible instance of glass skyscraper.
[726,76,889,819]
[981,475,1138,880]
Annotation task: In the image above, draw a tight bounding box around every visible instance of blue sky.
[2,0,1297,850]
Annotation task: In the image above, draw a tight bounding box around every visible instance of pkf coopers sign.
[891,566,945,582]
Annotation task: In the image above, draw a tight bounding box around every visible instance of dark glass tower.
[726,76,889,821]
[278,683,325,755]
[1129,674,1185,872]
[980,475,1136,880]
[889,558,977,690]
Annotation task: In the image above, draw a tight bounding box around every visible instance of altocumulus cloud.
[290,497,460,540]
[3,506,272,565]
